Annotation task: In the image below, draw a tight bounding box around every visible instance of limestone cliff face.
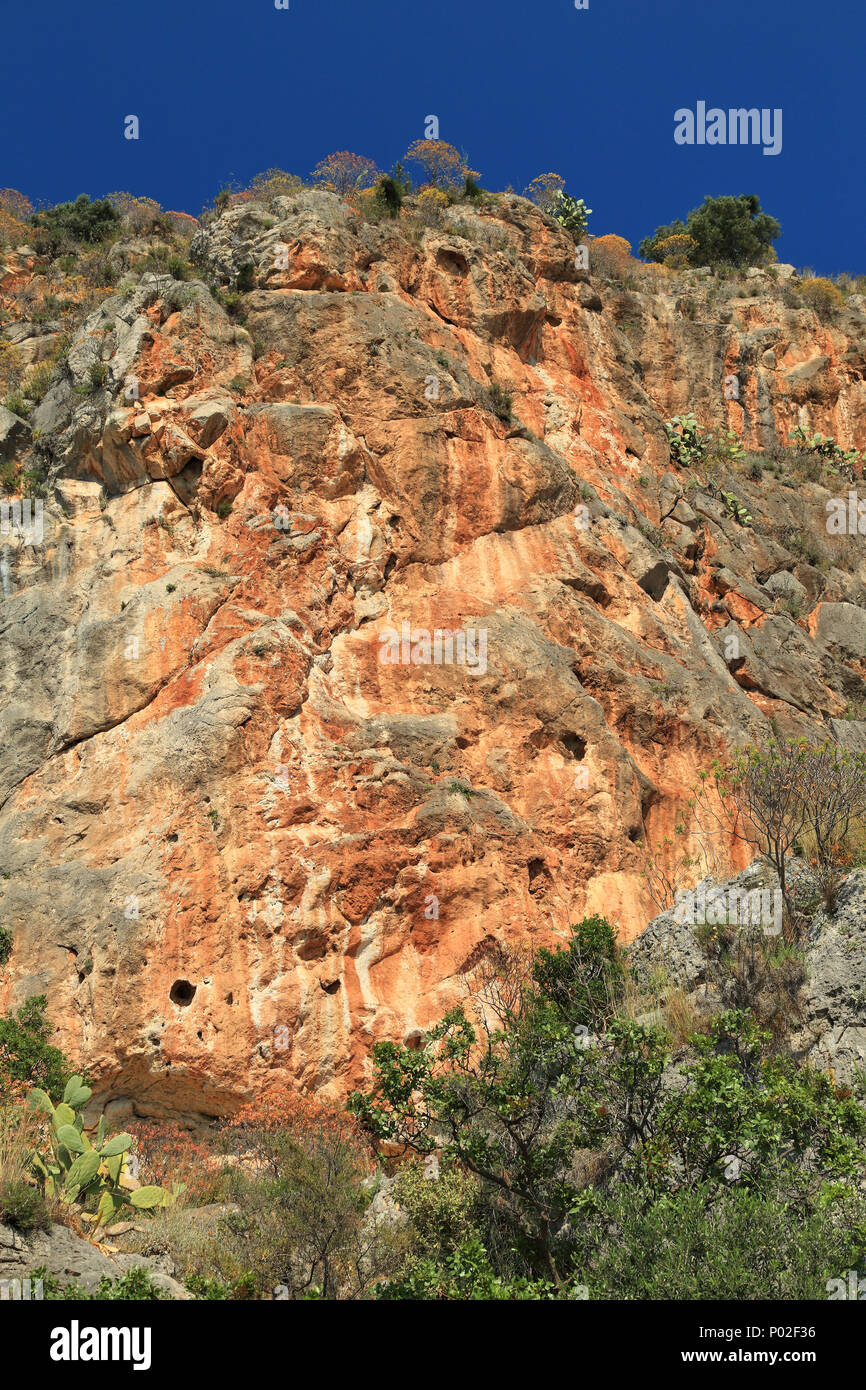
[2,191,866,1121]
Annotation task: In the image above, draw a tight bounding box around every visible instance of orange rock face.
[2,193,866,1122]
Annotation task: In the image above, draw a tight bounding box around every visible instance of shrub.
[375,176,403,218]
[798,277,844,318]
[88,361,109,391]
[104,193,166,236]
[0,1178,50,1232]
[640,195,780,269]
[206,1091,399,1298]
[589,233,633,276]
[523,173,566,213]
[311,151,381,199]
[654,232,698,268]
[30,194,119,255]
[240,169,306,211]
[0,188,35,249]
[487,381,513,422]
[404,139,479,192]
[0,926,12,965]
[0,997,73,1100]
[127,1119,229,1207]
[414,186,449,227]
[235,262,256,293]
[571,1176,866,1300]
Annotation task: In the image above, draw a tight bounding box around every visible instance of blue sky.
[1,0,861,272]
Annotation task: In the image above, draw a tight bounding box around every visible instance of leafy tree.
[640,194,780,268]
[350,925,866,1294]
[0,996,75,1100]
[349,918,635,1286]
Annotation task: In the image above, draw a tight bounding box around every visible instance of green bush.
[640,194,780,269]
[0,1178,51,1232]
[30,194,119,255]
[571,1177,866,1300]
[0,925,12,965]
[0,996,74,1100]
[487,381,513,422]
[235,262,256,293]
[35,1266,168,1300]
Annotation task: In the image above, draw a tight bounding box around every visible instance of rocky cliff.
[2,191,866,1122]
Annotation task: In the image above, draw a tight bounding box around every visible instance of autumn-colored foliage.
[128,1118,228,1205]
[0,188,34,249]
[654,233,698,268]
[590,233,633,276]
[224,1087,371,1160]
[239,168,306,210]
[311,152,381,199]
[798,276,845,317]
[414,186,450,225]
[523,172,565,212]
[104,192,165,235]
[404,139,478,191]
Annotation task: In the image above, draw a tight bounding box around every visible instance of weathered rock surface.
[1,194,866,1120]
[0,1220,192,1298]
[631,859,866,1086]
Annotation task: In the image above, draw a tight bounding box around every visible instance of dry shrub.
[589,233,633,277]
[798,277,844,318]
[128,1118,230,1207]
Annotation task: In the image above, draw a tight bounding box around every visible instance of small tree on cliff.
[640,194,780,268]
[404,139,479,192]
[311,152,381,199]
[693,738,866,923]
[349,917,628,1286]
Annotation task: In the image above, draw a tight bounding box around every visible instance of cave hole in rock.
[527,858,547,886]
[561,733,587,760]
[320,978,341,994]
[637,561,670,602]
[170,979,197,1007]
